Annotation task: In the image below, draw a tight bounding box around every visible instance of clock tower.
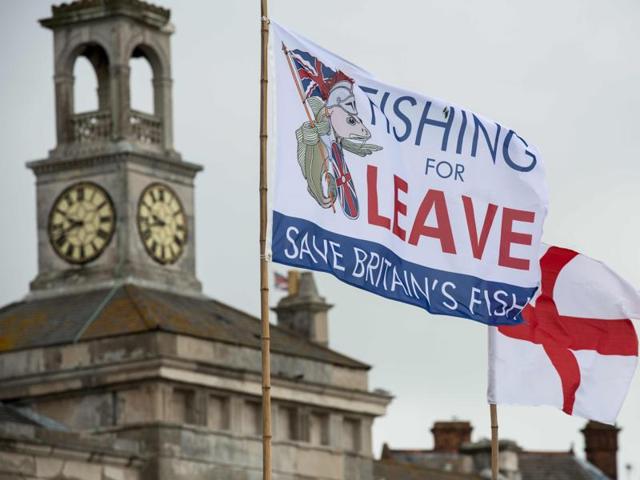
[30,0,202,298]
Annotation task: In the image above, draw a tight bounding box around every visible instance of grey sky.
[1,0,639,475]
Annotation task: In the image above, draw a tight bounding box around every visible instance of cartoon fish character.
[295,74,382,219]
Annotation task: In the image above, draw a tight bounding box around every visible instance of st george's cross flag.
[270,22,548,326]
[488,245,640,424]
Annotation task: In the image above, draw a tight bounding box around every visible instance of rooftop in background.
[374,460,482,480]
[379,420,613,480]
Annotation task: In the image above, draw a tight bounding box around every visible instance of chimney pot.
[431,421,473,453]
[582,421,620,480]
[272,271,332,346]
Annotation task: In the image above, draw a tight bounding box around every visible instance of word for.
[359,85,537,173]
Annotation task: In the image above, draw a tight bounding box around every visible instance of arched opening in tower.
[130,55,154,115]
[67,43,111,144]
[73,56,98,113]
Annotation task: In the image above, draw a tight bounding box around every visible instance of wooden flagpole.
[259,2,272,480]
[490,403,499,480]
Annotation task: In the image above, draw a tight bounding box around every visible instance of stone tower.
[0,2,390,478]
[31,0,201,297]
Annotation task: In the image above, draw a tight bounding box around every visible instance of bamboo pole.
[490,403,499,480]
[259,2,272,480]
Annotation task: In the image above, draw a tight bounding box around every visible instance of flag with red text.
[270,22,548,325]
[488,245,640,424]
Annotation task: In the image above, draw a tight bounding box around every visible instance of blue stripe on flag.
[272,211,535,326]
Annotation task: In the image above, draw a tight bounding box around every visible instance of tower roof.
[0,285,368,370]
[41,0,171,30]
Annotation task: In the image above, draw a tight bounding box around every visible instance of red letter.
[499,207,535,270]
[408,189,456,254]
[392,175,408,240]
[367,165,391,229]
[462,195,498,259]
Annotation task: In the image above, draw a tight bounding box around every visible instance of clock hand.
[53,219,84,236]
[57,210,80,224]
[151,214,166,227]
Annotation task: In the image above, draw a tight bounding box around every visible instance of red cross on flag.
[488,245,640,424]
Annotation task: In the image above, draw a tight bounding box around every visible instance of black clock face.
[48,182,116,265]
[137,183,187,265]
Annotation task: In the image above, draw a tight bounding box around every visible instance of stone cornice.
[27,151,203,178]
[0,355,391,416]
[41,0,171,30]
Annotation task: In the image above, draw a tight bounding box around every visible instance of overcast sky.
[1,0,639,476]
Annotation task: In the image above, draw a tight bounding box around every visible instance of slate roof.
[374,460,481,480]
[0,403,67,431]
[0,285,368,369]
[380,450,470,474]
[0,404,41,427]
[381,446,609,480]
[519,452,609,480]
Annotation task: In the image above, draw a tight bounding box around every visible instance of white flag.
[270,22,548,326]
[488,245,639,424]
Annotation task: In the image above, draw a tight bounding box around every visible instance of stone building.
[376,420,620,480]
[0,1,390,478]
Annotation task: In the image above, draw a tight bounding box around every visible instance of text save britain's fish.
[270,22,548,326]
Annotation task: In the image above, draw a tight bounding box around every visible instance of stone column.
[54,73,74,144]
[361,417,373,456]
[110,63,131,141]
[328,413,342,448]
[229,396,244,433]
[96,65,111,111]
[153,75,173,152]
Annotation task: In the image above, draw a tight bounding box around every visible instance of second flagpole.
[490,403,499,480]
[259,1,272,479]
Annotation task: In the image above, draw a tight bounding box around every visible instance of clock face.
[137,183,187,265]
[48,182,116,264]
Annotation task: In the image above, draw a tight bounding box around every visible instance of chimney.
[272,271,332,346]
[431,421,473,453]
[582,421,620,479]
